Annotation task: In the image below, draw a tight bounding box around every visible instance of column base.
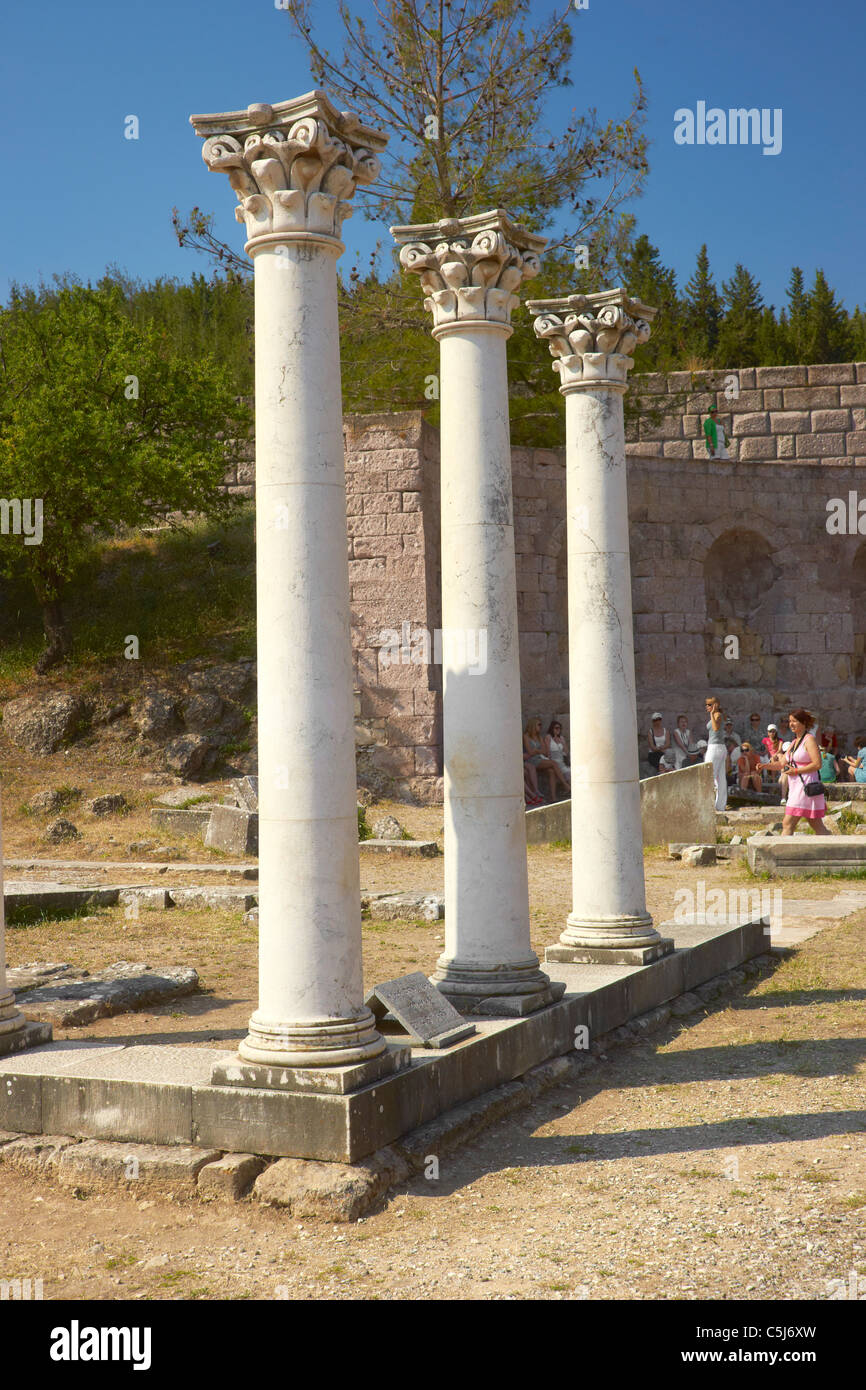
[236,1007,386,1070]
[211,1041,410,1094]
[0,1015,53,1058]
[558,911,663,953]
[431,956,565,1016]
[546,939,675,966]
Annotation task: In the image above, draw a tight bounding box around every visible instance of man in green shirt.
[703,405,730,459]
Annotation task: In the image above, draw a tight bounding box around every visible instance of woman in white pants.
[704,696,728,812]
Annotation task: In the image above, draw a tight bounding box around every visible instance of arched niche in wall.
[703,528,781,688]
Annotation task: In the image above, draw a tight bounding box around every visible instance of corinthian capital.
[190,90,387,251]
[391,210,546,333]
[527,289,657,391]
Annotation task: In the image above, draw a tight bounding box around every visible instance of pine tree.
[682,244,721,362]
[806,269,852,363]
[850,307,866,362]
[716,265,764,368]
[617,233,680,369]
[784,266,809,362]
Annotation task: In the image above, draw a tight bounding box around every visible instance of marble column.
[191,93,393,1074]
[392,211,563,1014]
[0,790,51,1056]
[528,290,672,964]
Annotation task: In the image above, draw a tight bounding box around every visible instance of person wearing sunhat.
[703,404,730,459]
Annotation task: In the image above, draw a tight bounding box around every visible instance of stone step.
[748,834,866,878]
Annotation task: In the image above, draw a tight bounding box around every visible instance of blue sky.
[1,0,863,312]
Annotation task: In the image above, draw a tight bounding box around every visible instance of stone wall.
[628,362,866,464]
[226,363,866,801]
[345,413,443,803]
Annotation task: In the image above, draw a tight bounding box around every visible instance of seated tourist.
[543,720,571,798]
[746,712,764,746]
[737,742,762,792]
[842,740,866,784]
[523,715,568,804]
[671,713,702,769]
[723,718,742,748]
[818,725,842,778]
[819,745,838,783]
[647,713,670,773]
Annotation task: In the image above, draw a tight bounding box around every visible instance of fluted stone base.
[237,1006,386,1071]
[549,912,673,964]
[0,989,52,1057]
[432,954,565,1016]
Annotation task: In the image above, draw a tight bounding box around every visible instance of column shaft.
[563,386,654,943]
[241,245,383,1065]
[435,325,542,993]
[191,92,390,1073]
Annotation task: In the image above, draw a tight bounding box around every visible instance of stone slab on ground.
[5,859,259,879]
[359,839,439,857]
[362,891,444,922]
[253,1148,409,1222]
[153,785,216,808]
[748,833,866,877]
[365,972,476,1048]
[56,1139,221,1193]
[197,1152,266,1200]
[228,777,259,813]
[168,886,257,912]
[14,963,199,1027]
[0,1134,77,1171]
[5,963,81,991]
[150,807,216,834]
[825,782,866,801]
[118,887,173,909]
[719,806,789,825]
[204,805,258,856]
[3,882,121,918]
[0,916,769,1164]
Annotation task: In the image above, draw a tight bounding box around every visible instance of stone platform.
[0,915,767,1163]
[748,833,866,877]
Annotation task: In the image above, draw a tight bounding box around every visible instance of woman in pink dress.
[773,708,830,836]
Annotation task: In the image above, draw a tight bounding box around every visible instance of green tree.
[280,0,648,243]
[682,244,721,363]
[617,233,680,369]
[850,306,866,362]
[783,266,809,362]
[716,264,764,368]
[0,279,250,670]
[806,269,852,363]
